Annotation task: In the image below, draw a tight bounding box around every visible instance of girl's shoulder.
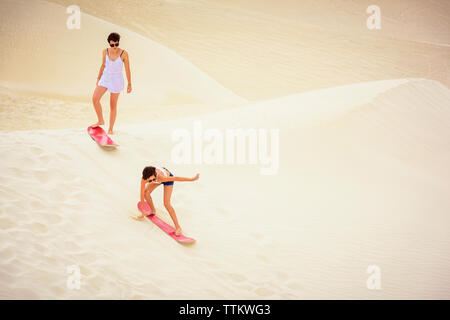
[155,167,168,176]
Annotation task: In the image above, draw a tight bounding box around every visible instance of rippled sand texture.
[1,78,450,299]
[0,0,449,299]
[49,0,450,100]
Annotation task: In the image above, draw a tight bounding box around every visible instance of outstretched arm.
[158,173,200,183]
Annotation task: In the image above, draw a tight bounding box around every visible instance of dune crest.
[0,0,245,106]
[1,78,450,299]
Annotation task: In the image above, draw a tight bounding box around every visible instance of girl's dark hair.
[142,166,156,180]
[107,32,120,43]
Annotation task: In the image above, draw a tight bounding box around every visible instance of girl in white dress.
[91,32,132,134]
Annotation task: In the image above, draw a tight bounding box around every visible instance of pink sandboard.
[87,126,118,147]
[137,201,195,243]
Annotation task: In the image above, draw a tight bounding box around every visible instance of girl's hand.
[127,83,132,93]
[139,201,151,214]
[96,78,100,86]
[191,173,200,181]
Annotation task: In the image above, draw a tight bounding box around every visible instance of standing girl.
[91,32,132,134]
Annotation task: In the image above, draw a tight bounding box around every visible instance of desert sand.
[49,0,450,100]
[0,0,449,299]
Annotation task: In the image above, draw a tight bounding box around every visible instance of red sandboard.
[137,201,195,243]
[87,126,118,147]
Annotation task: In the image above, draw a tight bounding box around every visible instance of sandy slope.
[1,78,449,299]
[0,0,245,107]
[0,85,248,131]
[207,0,450,45]
[48,0,450,100]
[0,0,449,300]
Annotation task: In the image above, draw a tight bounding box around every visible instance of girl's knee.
[164,202,172,210]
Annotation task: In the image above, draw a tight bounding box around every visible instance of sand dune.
[0,85,247,131]
[48,0,450,100]
[1,78,449,299]
[0,0,449,300]
[207,0,450,45]
[0,0,245,107]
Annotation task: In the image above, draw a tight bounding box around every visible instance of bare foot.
[131,214,145,221]
[175,227,182,236]
[91,121,104,128]
[108,128,114,135]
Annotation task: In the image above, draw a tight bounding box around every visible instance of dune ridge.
[1,78,450,299]
[47,0,450,100]
[0,0,245,106]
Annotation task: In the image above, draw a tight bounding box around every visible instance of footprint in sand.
[256,254,270,263]
[49,285,65,296]
[0,217,14,230]
[33,169,52,184]
[48,189,68,202]
[8,167,27,178]
[0,246,16,261]
[62,241,85,255]
[42,212,63,225]
[251,232,264,240]
[29,199,46,210]
[31,243,48,254]
[37,152,53,163]
[226,272,246,283]
[71,191,90,202]
[254,286,274,297]
[28,221,49,233]
[275,270,289,281]
[56,152,71,161]
[79,266,93,278]
[204,260,219,269]
[29,146,45,156]
[217,208,230,216]
[286,280,304,291]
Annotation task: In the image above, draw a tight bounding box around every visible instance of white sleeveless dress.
[98,49,124,93]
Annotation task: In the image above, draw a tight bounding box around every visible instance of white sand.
[0,0,245,106]
[0,0,449,299]
[48,0,450,100]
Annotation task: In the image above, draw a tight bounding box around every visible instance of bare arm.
[158,173,200,183]
[122,51,132,92]
[97,49,106,83]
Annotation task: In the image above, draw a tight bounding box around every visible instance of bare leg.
[108,92,120,134]
[163,185,182,235]
[133,183,160,220]
[91,86,107,127]
[144,183,160,214]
